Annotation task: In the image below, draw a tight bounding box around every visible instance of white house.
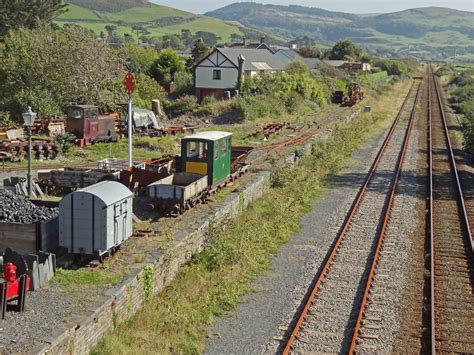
[194,47,286,102]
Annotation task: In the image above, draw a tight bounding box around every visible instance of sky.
[151,0,474,14]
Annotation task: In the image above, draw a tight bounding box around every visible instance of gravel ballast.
[205,92,428,354]
[205,126,391,354]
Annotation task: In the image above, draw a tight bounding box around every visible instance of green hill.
[206,3,474,62]
[55,1,284,45]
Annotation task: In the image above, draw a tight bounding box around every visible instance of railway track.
[282,80,421,354]
[428,66,474,353]
[0,161,97,173]
[248,106,352,165]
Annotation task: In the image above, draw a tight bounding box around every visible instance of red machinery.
[66,105,118,145]
[0,262,30,319]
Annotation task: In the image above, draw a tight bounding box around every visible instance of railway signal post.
[124,72,136,168]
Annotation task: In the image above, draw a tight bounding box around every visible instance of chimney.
[237,55,245,92]
[242,36,247,46]
[260,35,266,44]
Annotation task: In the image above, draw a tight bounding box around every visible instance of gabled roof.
[217,48,286,71]
[322,60,347,67]
[274,49,323,69]
[227,42,274,53]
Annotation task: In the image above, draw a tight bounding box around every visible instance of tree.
[329,40,363,61]
[191,39,209,64]
[181,29,193,47]
[286,60,309,75]
[0,25,124,117]
[131,24,150,41]
[195,31,220,46]
[186,39,209,74]
[131,73,166,109]
[124,33,134,44]
[104,24,118,43]
[0,0,67,38]
[119,44,159,74]
[152,49,185,85]
[161,35,184,50]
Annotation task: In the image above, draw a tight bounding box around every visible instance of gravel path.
[205,125,390,355]
[0,284,78,353]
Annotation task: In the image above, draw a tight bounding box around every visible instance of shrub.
[0,112,15,127]
[131,73,167,110]
[54,132,76,153]
[168,95,198,116]
[233,94,285,121]
[174,71,194,96]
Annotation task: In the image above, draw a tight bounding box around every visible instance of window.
[213,70,221,80]
[220,140,227,154]
[187,142,208,161]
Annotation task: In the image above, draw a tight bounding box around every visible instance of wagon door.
[213,137,231,185]
[113,200,128,246]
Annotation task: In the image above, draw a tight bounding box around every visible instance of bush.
[168,95,198,116]
[284,92,304,113]
[233,94,285,121]
[131,73,167,110]
[54,132,76,153]
[174,71,194,96]
[0,112,15,127]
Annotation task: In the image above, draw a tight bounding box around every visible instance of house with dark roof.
[273,49,323,70]
[194,47,286,102]
[225,36,274,53]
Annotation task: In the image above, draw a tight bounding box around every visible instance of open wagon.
[147,173,208,215]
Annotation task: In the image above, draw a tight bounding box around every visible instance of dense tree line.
[0,0,66,39]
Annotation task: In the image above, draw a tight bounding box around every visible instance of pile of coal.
[0,189,59,224]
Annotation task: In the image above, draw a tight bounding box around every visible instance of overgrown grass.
[93,80,410,354]
[54,269,121,286]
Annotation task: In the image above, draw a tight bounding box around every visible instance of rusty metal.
[432,70,473,251]
[429,65,473,353]
[349,78,422,353]
[250,123,287,139]
[428,68,436,355]
[282,81,417,354]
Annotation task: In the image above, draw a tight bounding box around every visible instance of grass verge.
[92,80,411,354]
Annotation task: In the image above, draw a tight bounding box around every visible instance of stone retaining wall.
[33,108,359,354]
[33,171,272,354]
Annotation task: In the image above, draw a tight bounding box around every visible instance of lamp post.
[22,107,37,198]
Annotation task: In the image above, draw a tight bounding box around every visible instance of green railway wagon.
[181,131,232,186]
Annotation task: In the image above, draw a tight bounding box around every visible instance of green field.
[56,2,245,43]
[57,3,101,20]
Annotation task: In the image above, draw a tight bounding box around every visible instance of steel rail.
[432,69,473,252]
[282,81,417,354]
[429,65,473,353]
[428,69,436,355]
[1,162,98,173]
[348,78,422,353]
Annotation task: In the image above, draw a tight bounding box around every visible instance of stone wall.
[33,172,271,354]
[33,108,360,354]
